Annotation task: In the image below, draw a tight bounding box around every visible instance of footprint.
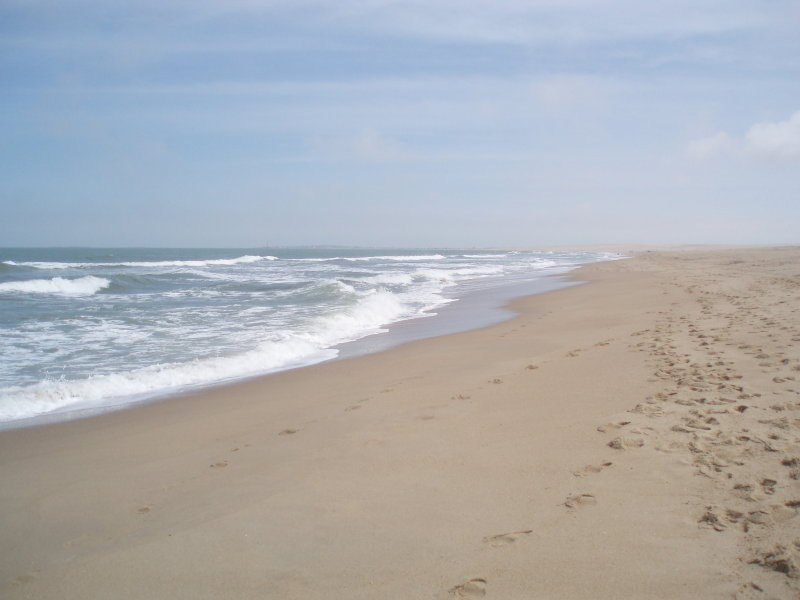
[278,429,298,436]
[345,405,361,412]
[596,421,631,433]
[525,364,539,370]
[490,378,503,384]
[745,511,772,527]
[137,506,152,514]
[573,461,613,477]
[748,545,799,578]
[698,505,742,531]
[607,437,644,450]
[564,493,597,509]
[417,415,435,421]
[733,582,769,600]
[483,529,532,547]
[630,404,664,417]
[760,479,777,495]
[210,461,228,468]
[449,578,487,598]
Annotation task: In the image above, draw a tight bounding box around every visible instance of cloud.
[685,131,731,160]
[745,111,800,159]
[212,1,781,45]
[686,110,800,161]
[4,0,787,48]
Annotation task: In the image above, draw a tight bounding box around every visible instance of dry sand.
[1,247,799,599]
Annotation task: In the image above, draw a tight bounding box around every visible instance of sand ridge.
[0,247,798,599]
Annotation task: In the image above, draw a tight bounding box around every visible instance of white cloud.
[685,131,731,160]
[686,110,800,161]
[745,111,800,159]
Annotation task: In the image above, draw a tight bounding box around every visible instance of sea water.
[0,247,619,425]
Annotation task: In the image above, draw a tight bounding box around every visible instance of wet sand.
[1,247,799,599]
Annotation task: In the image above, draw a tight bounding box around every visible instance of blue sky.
[1,1,799,247]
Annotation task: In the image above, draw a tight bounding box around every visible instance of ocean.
[0,247,619,425]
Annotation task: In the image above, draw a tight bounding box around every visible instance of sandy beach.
[1,247,799,599]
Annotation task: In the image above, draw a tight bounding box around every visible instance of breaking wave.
[2,255,276,270]
[0,288,416,421]
[0,276,110,296]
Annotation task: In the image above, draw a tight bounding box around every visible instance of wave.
[363,265,504,288]
[530,259,558,268]
[459,254,508,258]
[0,262,22,275]
[0,276,110,296]
[2,255,277,270]
[414,265,505,284]
[342,254,446,262]
[367,272,415,286]
[0,288,419,422]
[1,261,76,270]
[294,254,446,263]
[118,255,277,268]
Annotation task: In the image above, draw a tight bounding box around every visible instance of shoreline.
[2,247,799,598]
[0,263,587,432]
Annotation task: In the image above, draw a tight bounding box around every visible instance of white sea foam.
[0,342,335,422]
[0,276,110,296]
[414,265,505,284]
[297,254,446,263]
[366,272,415,286]
[335,280,357,295]
[311,289,410,344]
[8,255,276,270]
[118,255,277,268]
[460,254,507,258]
[343,254,446,262]
[4,262,79,270]
[530,259,558,268]
[0,287,421,422]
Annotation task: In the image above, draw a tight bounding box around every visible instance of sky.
[1,1,799,248]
